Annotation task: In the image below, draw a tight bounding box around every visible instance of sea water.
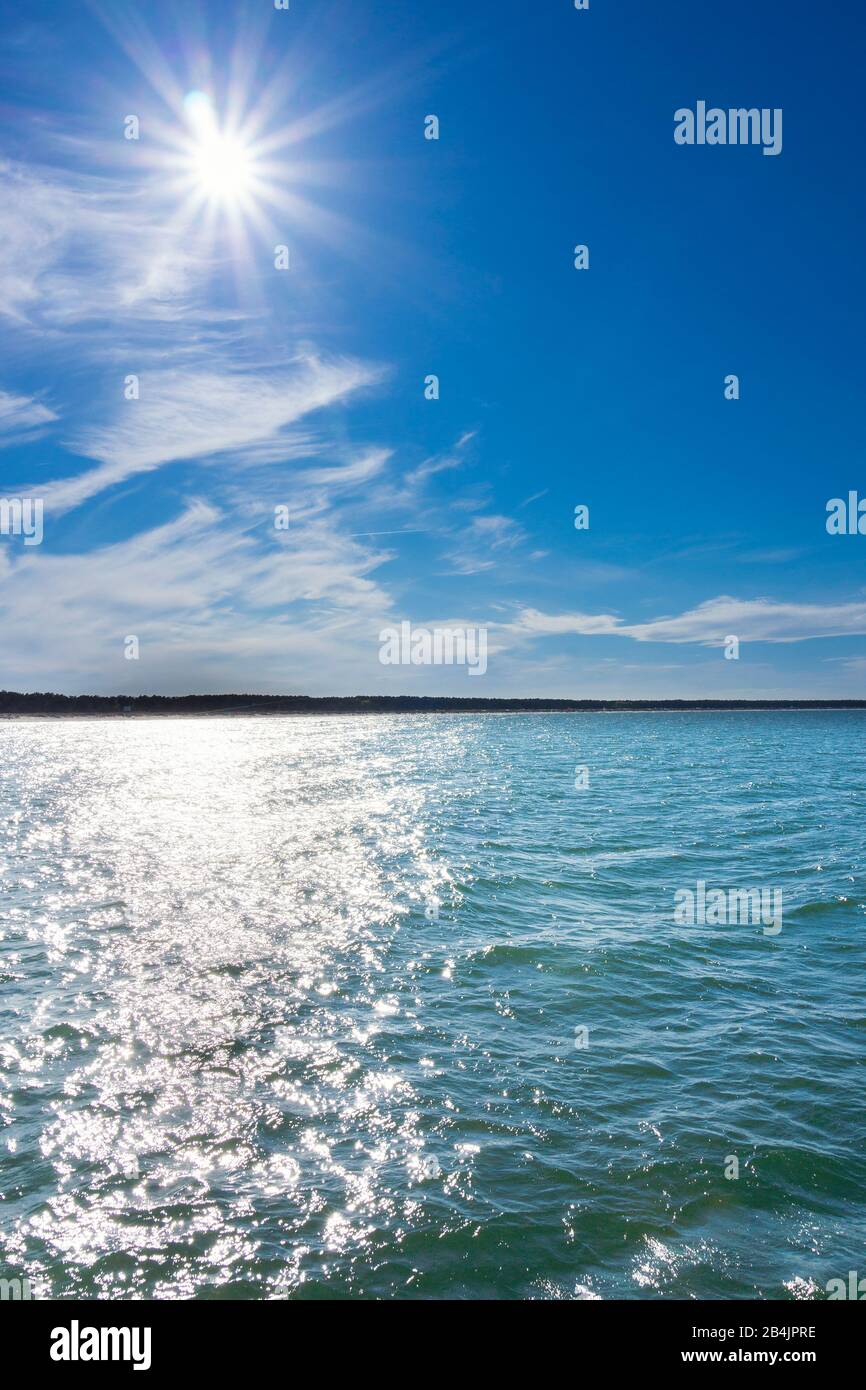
[1,712,864,1300]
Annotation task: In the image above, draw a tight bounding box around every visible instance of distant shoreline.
[2,693,865,718]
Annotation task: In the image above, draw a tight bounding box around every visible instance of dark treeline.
[2,691,866,716]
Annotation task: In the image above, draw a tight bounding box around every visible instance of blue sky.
[1,0,865,696]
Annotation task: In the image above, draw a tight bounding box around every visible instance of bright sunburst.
[93,5,407,312]
[182,91,256,207]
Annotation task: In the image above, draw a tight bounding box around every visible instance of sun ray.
[77,0,456,326]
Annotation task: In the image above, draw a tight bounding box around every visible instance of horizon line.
[2,692,866,717]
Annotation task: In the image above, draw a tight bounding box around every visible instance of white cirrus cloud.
[0,387,58,440]
[513,596,866,645]
[33,355,383,515]
[512,607,623,637]
[444,513,526,575]
[0,159,225,331]
[0,500,398,693]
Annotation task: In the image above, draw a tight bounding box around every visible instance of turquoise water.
[1,712,865,1300]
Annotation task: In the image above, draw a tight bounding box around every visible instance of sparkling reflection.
[2,713,865,1299]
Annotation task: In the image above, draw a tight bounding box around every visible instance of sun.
[182,91,257,207]
[124,46,375,303]
[192,132,254,201]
